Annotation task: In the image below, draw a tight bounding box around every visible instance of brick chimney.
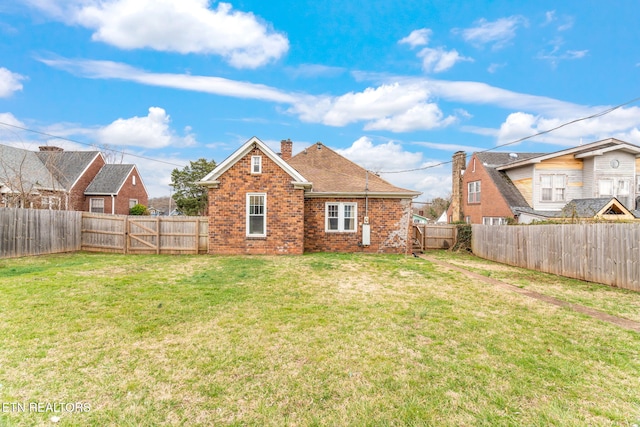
[450,151,466,223]
[280,139,293,161]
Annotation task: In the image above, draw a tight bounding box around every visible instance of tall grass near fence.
[472,223,640,291]
[0,208,82,258]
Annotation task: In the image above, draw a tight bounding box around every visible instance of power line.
[0,121,185,168]
[378,95,640,174]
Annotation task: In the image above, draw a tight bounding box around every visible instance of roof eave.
[304,191,421,198]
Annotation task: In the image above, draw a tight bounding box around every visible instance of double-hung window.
[325,202,356,232]
[90,198,104,213]
[41,196,60,210]
[246,193,266,237]
[251,156,262,174]
[468,181,481,203]
[540,174,566,202]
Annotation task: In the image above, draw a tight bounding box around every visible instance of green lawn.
[0,252,639,426]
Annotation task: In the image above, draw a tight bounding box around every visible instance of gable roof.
[36,150,103,191]
[199,136,310,188]
[0,144,63,192]
[561,197,636,219]
[474,152,542,211]
[288,142,420,197]
[496,138,640,171]
[85,164,136,195]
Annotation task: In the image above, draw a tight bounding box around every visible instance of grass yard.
[0,252,639,426]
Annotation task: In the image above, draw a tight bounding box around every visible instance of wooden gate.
[412,224,456,251]
[82,213,209,254]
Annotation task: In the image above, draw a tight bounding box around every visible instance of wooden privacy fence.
[0,208,82,258]
[82,213,209,254]
[472,223,640,292]
[412,224,456,251]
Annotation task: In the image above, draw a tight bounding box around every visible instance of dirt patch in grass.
[1,252,639,426]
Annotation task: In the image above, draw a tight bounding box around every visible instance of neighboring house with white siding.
[447,138,640,224]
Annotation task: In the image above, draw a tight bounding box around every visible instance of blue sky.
[1,0,639,200]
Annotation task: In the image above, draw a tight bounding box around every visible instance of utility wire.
[378,95,640,174]
[0,120,185,168]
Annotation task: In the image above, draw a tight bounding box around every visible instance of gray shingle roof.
[0,144,63,191]
[85,164,135,195]
[36,151,101,190]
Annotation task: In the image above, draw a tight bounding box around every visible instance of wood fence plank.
[472,223,640,292]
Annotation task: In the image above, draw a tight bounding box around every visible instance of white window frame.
[41,196,60,210]
[540,174,566,202]
[598,179,614,198]
[468,181,481,203]
[251,156,262,174]
[482,217,507,225]
[129,199,138,209]
[90,198,104,213]
[325,202,357,232]
[246,193,266,237]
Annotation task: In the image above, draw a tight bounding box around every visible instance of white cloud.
[39,58,297,103]
[0,68,25,97]
[365,102,457,132]
[495,107,640,146]
[418,47,473,73]
[337,137,423,172]
[285,64,346,79]
[399,28,432,48]
[487,62,506,73]
[29,0,289,68]
[290,82,457,131]
[537,38,588,66]
[458,16,527,49]
[335,136,450,199]
[0,112,25,128]
[96,107,196,148]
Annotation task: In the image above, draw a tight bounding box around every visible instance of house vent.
[509,153,518,159]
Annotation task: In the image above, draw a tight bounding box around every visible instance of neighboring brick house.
[448,138,640,224]
[199,137,420,255]
[85,164,148,215]
[0,144,148,215]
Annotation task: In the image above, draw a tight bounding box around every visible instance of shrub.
[129,204,150,216]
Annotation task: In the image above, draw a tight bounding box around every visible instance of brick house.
[85,164,148,215]
[448,138,640,224]
[199,137,420,254]
[0,144,148,215]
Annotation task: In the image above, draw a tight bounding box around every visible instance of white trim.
[69,152,105,192]
[251,155,262,174]
[246,192,267,237]
[200,136,308,185]
[496,138,640,171]
[325,202,357,232]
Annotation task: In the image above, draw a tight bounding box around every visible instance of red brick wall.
[461,154,513,224]
[303,197,412,254]
[113,169,149,215]
[84,168,148,215]
[208,147,305,254]
[73,155,105,211]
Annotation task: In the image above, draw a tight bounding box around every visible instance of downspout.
[111,195,115,214]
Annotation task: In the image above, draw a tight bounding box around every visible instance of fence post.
[124,216,129,254]
[156,217,161,254]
